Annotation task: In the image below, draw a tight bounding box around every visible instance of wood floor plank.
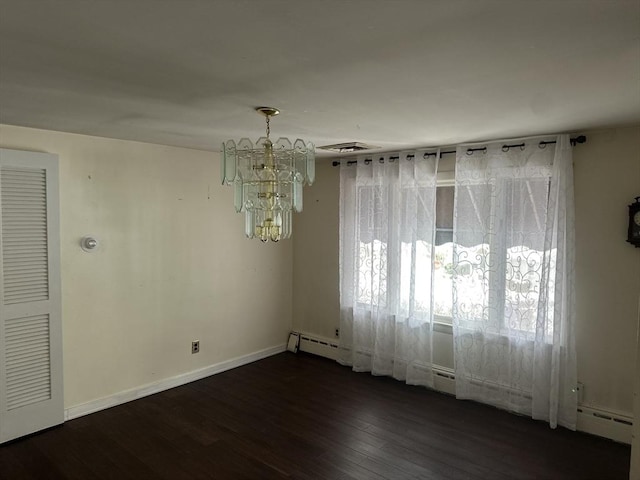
[0,352,631,480]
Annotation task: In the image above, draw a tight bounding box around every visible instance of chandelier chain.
[266,115,271,140]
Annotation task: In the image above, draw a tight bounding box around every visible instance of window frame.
[433,173,455,326]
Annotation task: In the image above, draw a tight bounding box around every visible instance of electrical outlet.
[335,328,340,338]
[191,341,200,354]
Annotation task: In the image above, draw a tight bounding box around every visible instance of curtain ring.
[468,147,487,155]
[538,142,547,149]
[502,145,510,152]
[519,144,526,151]
[378,157,384,163]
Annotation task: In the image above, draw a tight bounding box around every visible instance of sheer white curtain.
[452,135,577,429]
[339,152,439,387]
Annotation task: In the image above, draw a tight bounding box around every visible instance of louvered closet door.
[0,148,62,444]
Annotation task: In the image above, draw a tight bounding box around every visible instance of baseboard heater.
[295,331,633,445]
[576,405,633,444]
[297,333,339,360]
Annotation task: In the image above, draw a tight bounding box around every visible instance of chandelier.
[221,107,315,242]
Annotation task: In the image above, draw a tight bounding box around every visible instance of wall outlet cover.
[287,333,299,353]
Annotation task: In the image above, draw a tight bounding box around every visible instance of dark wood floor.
[0,352,631,479]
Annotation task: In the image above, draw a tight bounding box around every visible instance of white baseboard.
[297,331,633,444]
[67,332,634,446]
[577,405,633,444]
[65,343,286,421]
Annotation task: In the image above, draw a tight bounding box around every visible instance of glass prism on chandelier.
[221,107,315,242]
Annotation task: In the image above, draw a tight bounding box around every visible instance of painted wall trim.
[65,343,287,421]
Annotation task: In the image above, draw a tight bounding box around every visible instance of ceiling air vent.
[318,142,379,153]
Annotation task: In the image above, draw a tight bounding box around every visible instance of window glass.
[351,178,553,337]
[356,239,388,307]
[453,177,553,339]
[434,186,454,319]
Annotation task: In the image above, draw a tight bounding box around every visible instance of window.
[354,185,389,309]
[350,169,553,336]
[453,177,554,338]
[354,182,454,325]
[353,177,552,334]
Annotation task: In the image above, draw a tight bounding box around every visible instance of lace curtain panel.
[338,152,439,387]
[452,135,577,429]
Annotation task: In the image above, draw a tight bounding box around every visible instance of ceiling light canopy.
[221,107,315,242]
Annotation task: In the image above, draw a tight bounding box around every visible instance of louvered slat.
[4,292,49,305]
[6,336,50,352]
[6,363,49,380]
[3,250,47,258]
[3,278,47,290]
[5,287,49,298]
[3,261,47,269]
[3,261,48,270]
[3,221,47,227]
[4,272,48,281]
[4,314,51,410]
[1,167,49,306]
[4,264,47,271]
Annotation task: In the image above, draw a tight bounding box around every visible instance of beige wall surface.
[293,162,340,340]
[631,300,639,479]
[293,126,640,416]
[0,124,293,409]
[2,122,637,417]
[573,126,640,415]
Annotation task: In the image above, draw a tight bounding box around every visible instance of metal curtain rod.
[331,135,587,166]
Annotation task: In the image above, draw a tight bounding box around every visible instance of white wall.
[0,124,293,409]
[293,126,640,417]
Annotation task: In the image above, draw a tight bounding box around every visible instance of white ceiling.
[1,0,639,157]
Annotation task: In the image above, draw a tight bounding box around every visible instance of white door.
[0,148,63,443]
